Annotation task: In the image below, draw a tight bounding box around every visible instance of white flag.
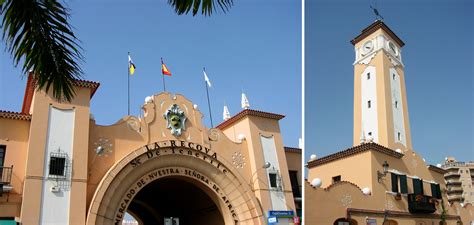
[203,70,212,87]
[241,93,250,109]
[223,105,231,121]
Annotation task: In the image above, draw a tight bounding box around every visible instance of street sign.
[268,217,277,224]
[268,210,294,218]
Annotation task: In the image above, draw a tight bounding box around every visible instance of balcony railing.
[447,187,463,194]
[0,166,13,185]
[407,194,436,214]
[446,180,462,185]
[444,172,461,178]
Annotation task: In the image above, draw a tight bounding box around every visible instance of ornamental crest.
[164,104,186,137]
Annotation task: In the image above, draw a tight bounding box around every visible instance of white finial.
[223,105,231,121]
[241,92,250,109]
[360,123,366,144]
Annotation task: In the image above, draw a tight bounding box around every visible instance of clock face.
[388,41,398,56]
[361,40,374,55]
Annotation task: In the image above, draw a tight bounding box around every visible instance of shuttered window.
[431,183,442,199]
[413,178,424,195]
[391,173,399,193]
[399,174,408,194]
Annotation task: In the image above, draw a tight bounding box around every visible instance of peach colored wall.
[285,151,302,191]
[221,115,297,213]
[0,117,29,217]
[20,86,92,225]
[307,151,373,190]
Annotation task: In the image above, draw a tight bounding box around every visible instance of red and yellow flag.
[161,58,172,76]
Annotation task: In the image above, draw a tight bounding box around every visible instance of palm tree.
[0,0,233,102]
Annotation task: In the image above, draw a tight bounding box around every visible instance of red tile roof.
[306,142,404,168]
[216,109,285,130]
[351,20,405,47]
[21,73,100,114]
[0,110,32,121]
[284,147,302,153]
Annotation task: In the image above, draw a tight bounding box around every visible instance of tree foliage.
[0,0,233,102]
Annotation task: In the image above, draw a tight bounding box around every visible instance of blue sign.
[268,217,277,224]
[268,210,294,218]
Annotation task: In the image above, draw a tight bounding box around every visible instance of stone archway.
[86,140,265,225]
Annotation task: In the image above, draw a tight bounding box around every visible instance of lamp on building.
[377,161,390,183]
[249,162,271,191]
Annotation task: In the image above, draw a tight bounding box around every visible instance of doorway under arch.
[334,218,358,225]
[126,177,225,225]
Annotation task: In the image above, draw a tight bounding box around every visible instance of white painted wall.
[39,106,75,225]
[260,135,287,211]
[389,68,407,146]
[361,66,379,143]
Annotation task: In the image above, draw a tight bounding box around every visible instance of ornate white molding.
[353,34,404,67]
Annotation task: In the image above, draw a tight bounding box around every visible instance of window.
[269,173,278,188]
[367,73,371,80]
[368,132,372,136]
[0,145,5,168]
[332,175,341,184]
[400,174,408,194]
[431,183,442,199]
[391,173,399,193]
[49,156,66,176]
[393,74,396,80]
[413,178,424,195]
[0,145,5,182]
[395,101,398,108]
[368,100,371,108]
[398,132,401,141]
[289,170,301,197]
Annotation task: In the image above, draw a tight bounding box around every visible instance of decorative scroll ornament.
[209,128,219,141]
[164,104,187,137]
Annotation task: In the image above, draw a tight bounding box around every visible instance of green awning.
[0,220,16,225]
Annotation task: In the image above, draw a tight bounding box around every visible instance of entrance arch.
[86,141,264,225]
[127,177,225,225]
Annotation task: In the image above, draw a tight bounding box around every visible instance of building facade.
[0,75,301,225]
[442,158,474,205]
[305,20,474,224]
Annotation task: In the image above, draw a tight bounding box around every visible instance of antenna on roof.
[370,0,384,21]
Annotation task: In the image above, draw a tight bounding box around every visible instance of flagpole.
[161,57,166,92]
[127,52,130,115]
[204,67,214,128]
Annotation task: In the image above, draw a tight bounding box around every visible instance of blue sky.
[305,0,473,169]
[0,0,302,148]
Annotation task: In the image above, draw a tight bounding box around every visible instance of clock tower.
[351,20,413,151]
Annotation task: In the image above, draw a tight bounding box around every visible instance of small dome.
[362,187,371,195]
[310,154,317,160]
[311,178,322,188]
[145,96,153,103]
[193,104,198,109]
[237,134,246,142]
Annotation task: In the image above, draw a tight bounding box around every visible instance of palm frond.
[1,0,83,102]
[167,0,233,16]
